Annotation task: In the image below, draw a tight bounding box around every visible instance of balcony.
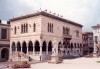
[63,34,72,39]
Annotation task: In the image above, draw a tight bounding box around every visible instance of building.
[82,32,93,55]
[10,11,83,61]
[0,20,10,62]
[92,24,100,56]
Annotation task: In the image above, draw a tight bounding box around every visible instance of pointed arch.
[71,43,73,49]
[52,24,53,33]
[58,41,62,51]
[14,26,16,34]
[48,41,52,51]
[42,41,46,51]
[12,42,16,51]
[22,41,27,54]
[21,24,23,33]
[33,23,36,32]
[17,42,21,51]
[26,23,28,33]
[1,48,9,61]
[24,24,26,33]
[50,23,51,32]
[28,41,33,51]
[74,43,76,48]
[48,23,50,32]
[34,40,40,51]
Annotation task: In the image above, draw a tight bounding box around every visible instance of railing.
[63,34,72,39]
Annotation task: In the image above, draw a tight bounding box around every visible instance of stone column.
[52,46,54,55]
[94,42,97,54]
[21,45,22,54]
[56,45,58,56]
[26,44,29,55]
[33,46,35,55]
[16,46,17,54]
[46,46,48,55]
[40,46,42,55]
[9,44,12,61]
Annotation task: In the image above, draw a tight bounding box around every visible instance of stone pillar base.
[48,56,63,64]
[93,52,98,57]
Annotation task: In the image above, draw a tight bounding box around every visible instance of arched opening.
[24,24,26,33]
[33,23,36,32]
[50,24,51,32]
[12,42,16,52]
[17,42,21,51]
[34,41,40,52]
[21,24,23,33]
[71,43,73,50]
[48,41,52,51]
[58,42,62,51]
[1,48,9,61]
[14,26,16,34]
[42,41,46,52]
[80,44,82,48]
[74,43,76,48]
[51,24,53,32]
[26,23,28,33]
[28,41,33,54]
[22,41,27,54]
[48,23,50,32]
[77,43,79,48]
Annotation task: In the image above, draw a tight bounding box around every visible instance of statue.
[52,47,56,56]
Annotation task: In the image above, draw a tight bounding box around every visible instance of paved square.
[30,57,100,69]
[0,57,100,69]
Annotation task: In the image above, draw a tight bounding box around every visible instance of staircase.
[11,52,52,62]
[11,52,34,61]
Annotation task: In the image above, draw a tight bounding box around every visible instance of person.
[28,56,32,61]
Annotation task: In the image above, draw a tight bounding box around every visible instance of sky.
[0,0,100,31]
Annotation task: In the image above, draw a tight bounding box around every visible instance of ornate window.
[63,27,65,34]
[1,29,7,39]
[26,23,28,33]
[66,28,69,35]
[33,23,36,32]
[48,23,49,32]
[24,24,26,33]
[48,23,53,33]
[76,30,79,37]
[49,24,51,32]
[14,26,16,34]
[21,24,23,33]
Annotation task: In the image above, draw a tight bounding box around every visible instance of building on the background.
[92,24,100,57]
[82,32,93,55]
[10,11,83,61]
[0,20,10,62]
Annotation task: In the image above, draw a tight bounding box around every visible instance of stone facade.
[82,32,93,55]
[10,11,83,61]
[92,24,100,56]
[0,20,10,62]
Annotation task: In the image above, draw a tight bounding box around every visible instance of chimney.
[7,21,10,24]
[0,20,1,23]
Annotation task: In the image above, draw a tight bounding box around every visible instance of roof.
[0,23,10,26]
[92,24,100,29]
[82,32,93,35]
[10,11,83,27]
